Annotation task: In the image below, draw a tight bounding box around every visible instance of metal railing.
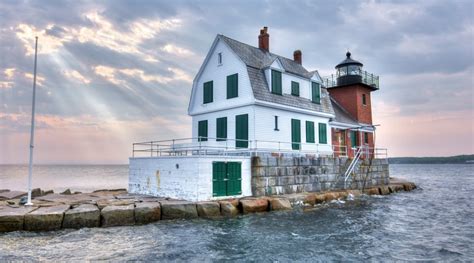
[321,70,379,89]
[344,147,363,189]
[132,137,389,160]
[132,137,347,158]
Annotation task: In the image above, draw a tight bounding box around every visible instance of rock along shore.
[0,178,417,233]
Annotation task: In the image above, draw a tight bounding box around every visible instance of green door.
[235,114,248,148]
[291,119,301,150]
[227,162,242,195]
[212,162,242,197]
[350,131,358,148]
[212,162,227,197]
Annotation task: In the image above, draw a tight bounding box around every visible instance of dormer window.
[271,70,282,95]
[218,52,222,65]
[311,82,321,104]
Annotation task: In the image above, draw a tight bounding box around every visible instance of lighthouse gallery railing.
[321,70,379,89]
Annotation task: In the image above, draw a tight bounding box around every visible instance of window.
[364,132,369,144]
[235,114,248,148]
[274,116,279,131]
[218,52,222,65]
[291,81,300,96]
[306,121,315,143]
[271,70,282,95]
[312,82,321,104]
[226,73,238,99]
[291,119,301,150]
[362,94,367,105]
[348,65,360,75]
[203,81,213,104]
[216,117,227,141]
[350,131,358,147]
[318,123,327,144]
[198,120,208,142]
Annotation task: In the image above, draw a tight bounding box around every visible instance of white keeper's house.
[129,27,383,201]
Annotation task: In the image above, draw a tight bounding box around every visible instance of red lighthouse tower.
[324,52,380,158]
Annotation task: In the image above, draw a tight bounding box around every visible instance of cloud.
[161,44,194,56]
[24,72,46,87]
[15,23,71,55]
[94,65,192,85]
[4,68,16,79]
[0,81,13,89]
[63,70,91,84]
[14,10,182,62]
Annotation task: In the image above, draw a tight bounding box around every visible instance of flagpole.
[25,36,38,206]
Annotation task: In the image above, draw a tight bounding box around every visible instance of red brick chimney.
[293,50,302,64]
[258,27,269,52]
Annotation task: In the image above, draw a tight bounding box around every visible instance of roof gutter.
[255,100,335,118]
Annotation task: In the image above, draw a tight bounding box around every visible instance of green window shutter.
[291,119,301,150]
[216,117,227,141]
[351,131,358,147]
[235,114,248,148]
[271,70,282,95]
[306,121,315,143]
[318,123,327,144]
[203,81,213,104]
[212,162,227,197]
[291,81,300,96]
[198,120,208,142]
[312,82,321,104]
[226,73,238,99]
[226,162,242,195]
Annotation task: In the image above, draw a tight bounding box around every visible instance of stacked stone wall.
[251,153,389,196]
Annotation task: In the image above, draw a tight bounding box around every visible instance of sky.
[0,0,473,164]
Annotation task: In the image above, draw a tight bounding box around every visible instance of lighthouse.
[324,51,380,158]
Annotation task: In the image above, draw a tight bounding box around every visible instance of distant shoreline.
[1,154,473,165]
[389,155,474,164]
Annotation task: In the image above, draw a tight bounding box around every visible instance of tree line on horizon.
[388,155,474,164]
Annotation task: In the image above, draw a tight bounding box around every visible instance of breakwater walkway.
[0,178,416,232]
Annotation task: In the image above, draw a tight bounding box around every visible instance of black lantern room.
[335,51,364,87]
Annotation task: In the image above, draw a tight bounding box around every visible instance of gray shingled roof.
[330,98,359,126]
[218,34,334,115]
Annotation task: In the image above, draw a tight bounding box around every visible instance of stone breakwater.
[0,178,416,233]
[251,154,390,196]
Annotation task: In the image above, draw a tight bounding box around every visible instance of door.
[339,130,346,156]
[212,162,242,197]
[235,114,248,148]
[212,162,227,197]
[226,162,242,195]
[291,119,301,150]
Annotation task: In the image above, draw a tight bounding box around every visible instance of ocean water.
[0,164,473,261]
[0,165,128,193]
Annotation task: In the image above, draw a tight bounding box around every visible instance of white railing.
[132,137,348,158]
[344,147,363,189]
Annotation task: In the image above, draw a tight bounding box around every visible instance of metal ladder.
[343,147,363,189]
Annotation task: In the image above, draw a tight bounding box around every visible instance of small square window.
[291,81,300,96]
[218,53,222,65]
